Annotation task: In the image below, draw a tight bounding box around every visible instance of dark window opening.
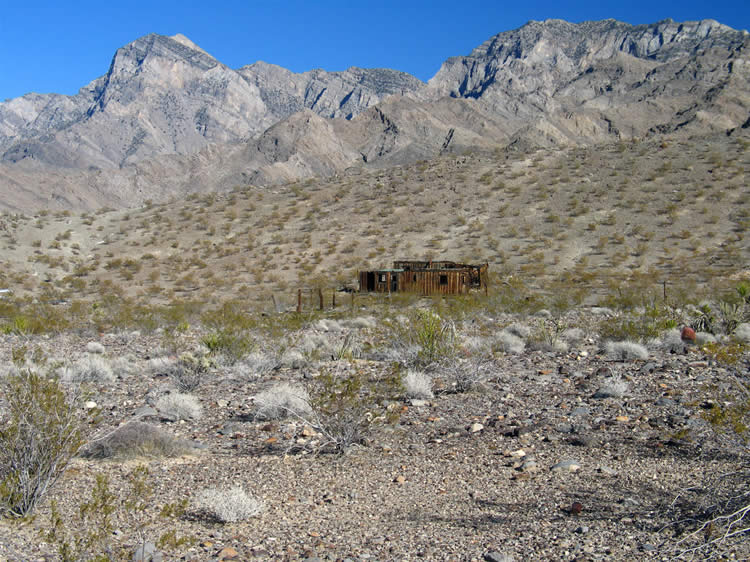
[439,275,448,286]
[379,273,386,283]
[413,274,417,282]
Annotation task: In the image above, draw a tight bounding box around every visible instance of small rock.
[484,551,514,562]
[551,460,581,472]
[470,423,484,433]
[133,405,158,418]
[569,502,584,515]
[520,459,538,472]
[133,542,161,562]
[640,362,658,374]
[217,547,239,560]
[84,400,98,410]
[598,466,618,476]
[410,399,429,407]
[216,399,229,408]
[300,426,317,437]
[616,415,630,422]
[394,475,406,484]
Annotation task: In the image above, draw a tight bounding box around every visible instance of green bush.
[0,370,86,518]
[304,367,403,454]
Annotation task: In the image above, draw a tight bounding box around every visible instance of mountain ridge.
[0,17,748,211]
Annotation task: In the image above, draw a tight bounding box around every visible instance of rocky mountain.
[0,33,422,170]
[0,18,748,211]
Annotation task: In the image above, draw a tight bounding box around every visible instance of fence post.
[297,289,302,313]
[318,288,324,311]
[332,290,336,309]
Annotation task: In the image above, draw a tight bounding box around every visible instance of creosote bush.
[302,367,403,454]
[47,465,193,561]
[0,369,86,518]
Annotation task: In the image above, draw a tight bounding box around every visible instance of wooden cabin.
[358,261,488,295]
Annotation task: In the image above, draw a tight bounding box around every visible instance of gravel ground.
[0,312,748,561]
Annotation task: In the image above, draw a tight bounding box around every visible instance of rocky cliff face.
[0,18,748,211]
[422,18,750,143]
[0,33,423,170]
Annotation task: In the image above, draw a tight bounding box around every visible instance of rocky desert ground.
[0,283,748,561]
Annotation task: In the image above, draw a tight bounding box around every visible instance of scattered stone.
[551,460,581,472]
[410,399,429,407]
[394,475,406,484]
[616,415,630,422]
[133,541,161,562]
[598,466,618,476]
[469,422,484,433]
[133,405,158,418]
[484,552,514,562]
[520,459,538,472]
[84,400,98,410]
[217,546,239,560]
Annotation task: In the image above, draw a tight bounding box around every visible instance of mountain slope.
[0,18,748,211]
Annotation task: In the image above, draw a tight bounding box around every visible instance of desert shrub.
[0,370,86,517]
[193,486,262,523]
[279,349,306,369]
[238,350,279,378]
[527,318,568,352]
[434,356,498,393]
[403,370,434,400]
[201,330,253,364]
[493,330,525,354]
[162,353,213,392]
[506,323,531,338]
[605,340,649,361]
[386,309,457,369]
[562,327,585,343]
[299,330,361,362]
[155,393,202,421]
[735,323,750,343]
[593,376,629,399]
[82,422,193,459]
[59,355,115,384]
[253,383,311,420]
[47,465,192,561]
[653,329,685,353]
[85,342,105,354]
[302,367,402,454]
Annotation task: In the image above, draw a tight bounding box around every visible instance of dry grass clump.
[193,486,263,523]
[593,376,630,399]
[82,421,195,459]
[403,369,434,399]
[493,330,525,354]
[154,392,203,421]
[59,355,115,384]
[604,340,649,361]
[253,382,311,420]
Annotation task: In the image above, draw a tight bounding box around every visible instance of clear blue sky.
[1,0,748,101]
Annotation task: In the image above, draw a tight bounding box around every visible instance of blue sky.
[1,0,748,101]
